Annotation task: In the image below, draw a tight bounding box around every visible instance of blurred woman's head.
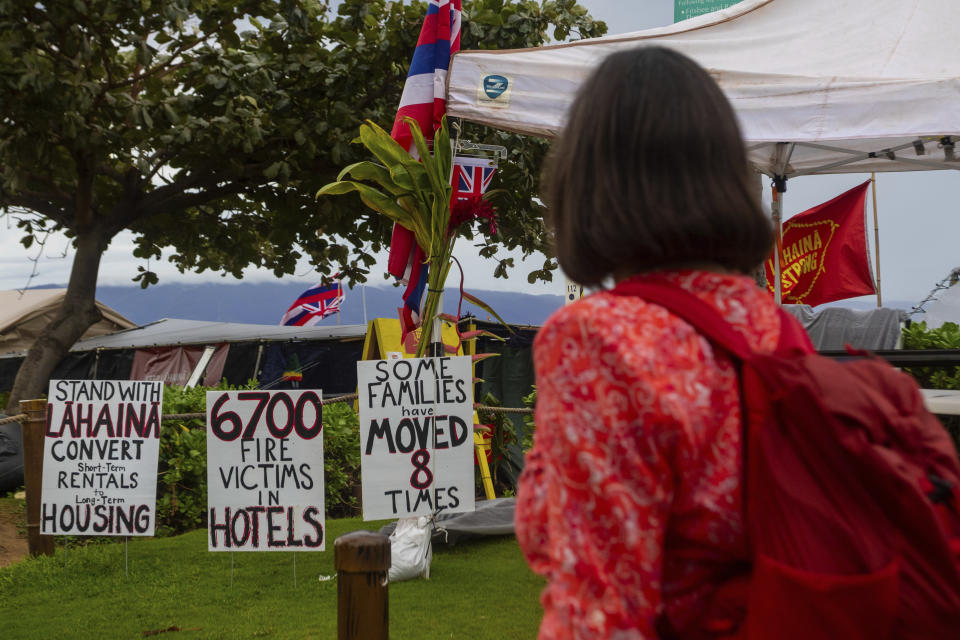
[544,46,772,286]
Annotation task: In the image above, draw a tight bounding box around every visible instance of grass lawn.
[0,508,545,639]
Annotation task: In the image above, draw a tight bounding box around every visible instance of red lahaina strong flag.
[764,180,875,305]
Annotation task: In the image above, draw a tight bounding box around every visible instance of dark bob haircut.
[543,46,772,286]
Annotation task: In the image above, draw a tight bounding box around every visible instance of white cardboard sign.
[206,390,325,551]
[357,356,475,520]
[41,380,163,536]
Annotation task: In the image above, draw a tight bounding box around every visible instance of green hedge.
[902,321,960,451]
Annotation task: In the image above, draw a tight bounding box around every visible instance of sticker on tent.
[477,74,511,108]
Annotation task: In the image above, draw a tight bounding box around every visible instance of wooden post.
[20,398,54,557]
[335,531,391,640]
[871,173,883,307]
[771,183,784,306]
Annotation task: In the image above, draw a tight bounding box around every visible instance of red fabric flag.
[764,181,875,305]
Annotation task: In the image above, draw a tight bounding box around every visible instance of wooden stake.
[20,398,54,557]
[771,185,784,305]
[335,531,390,640]
[871,173,883,307]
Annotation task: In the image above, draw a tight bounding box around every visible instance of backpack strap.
[610,278,815,360]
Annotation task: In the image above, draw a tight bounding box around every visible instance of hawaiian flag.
[280,279,345,326]
[386,0,462,341]
[452,156,496,202]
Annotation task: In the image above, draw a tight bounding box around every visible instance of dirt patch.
[0,498,29,567]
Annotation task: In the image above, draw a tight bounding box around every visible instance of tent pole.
[252,343,264,382]
[771,180,786,306]
[752,172,768,289]
[362,285,368,326]
[871,173,883,307]
[770,144,792,307]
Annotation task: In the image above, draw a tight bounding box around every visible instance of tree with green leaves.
[0,0,605,411]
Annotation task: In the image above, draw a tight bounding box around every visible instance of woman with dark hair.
[515,46,799,638]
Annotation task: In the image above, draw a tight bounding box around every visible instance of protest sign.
[41,380,163,536]
[358,356,475,520]
[206,390,325,551]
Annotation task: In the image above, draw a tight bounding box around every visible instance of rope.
[162,412,205,421]
[910,266,960,317]
[159,402,530,422]
[160,393,362,422]
[475,404,533,414]
[2,397,531,426]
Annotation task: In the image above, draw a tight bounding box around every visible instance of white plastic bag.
[388,515,433,582]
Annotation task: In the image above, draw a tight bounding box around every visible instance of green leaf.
[403,117,444,196]
[337,161,406,197]
[460,329,506,342]
[357,120,415,172]
[434,115,453,186]
[163,103,180,124]
[355,120,431,197]
[463,291,514,332]
[264,162,283,179]
[316,181,414,229]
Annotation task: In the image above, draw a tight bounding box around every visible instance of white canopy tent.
[0,289,134,356]
[447,0,960,179]
[446,0,960,303]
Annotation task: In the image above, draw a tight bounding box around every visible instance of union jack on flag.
[280,279,344,326]
[453,156,496,201]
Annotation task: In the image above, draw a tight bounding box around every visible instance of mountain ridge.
[20,281,915,329]
[89,281,564,327]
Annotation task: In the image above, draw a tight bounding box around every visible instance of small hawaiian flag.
[280,278,344,326]
[452,156,496,202]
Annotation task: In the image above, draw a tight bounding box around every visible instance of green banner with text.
[675,0,739,22]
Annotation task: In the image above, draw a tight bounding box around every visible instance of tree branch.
[105,35,211,93]
[21,172,75,206]
[104,163,267,232]
[3,194,71,227]
[154,182,248,217]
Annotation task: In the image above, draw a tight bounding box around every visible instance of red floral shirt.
[516,270,785,639]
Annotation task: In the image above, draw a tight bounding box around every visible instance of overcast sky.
[1,0,958,308]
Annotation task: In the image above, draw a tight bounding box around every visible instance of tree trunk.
[5,228,109,413]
